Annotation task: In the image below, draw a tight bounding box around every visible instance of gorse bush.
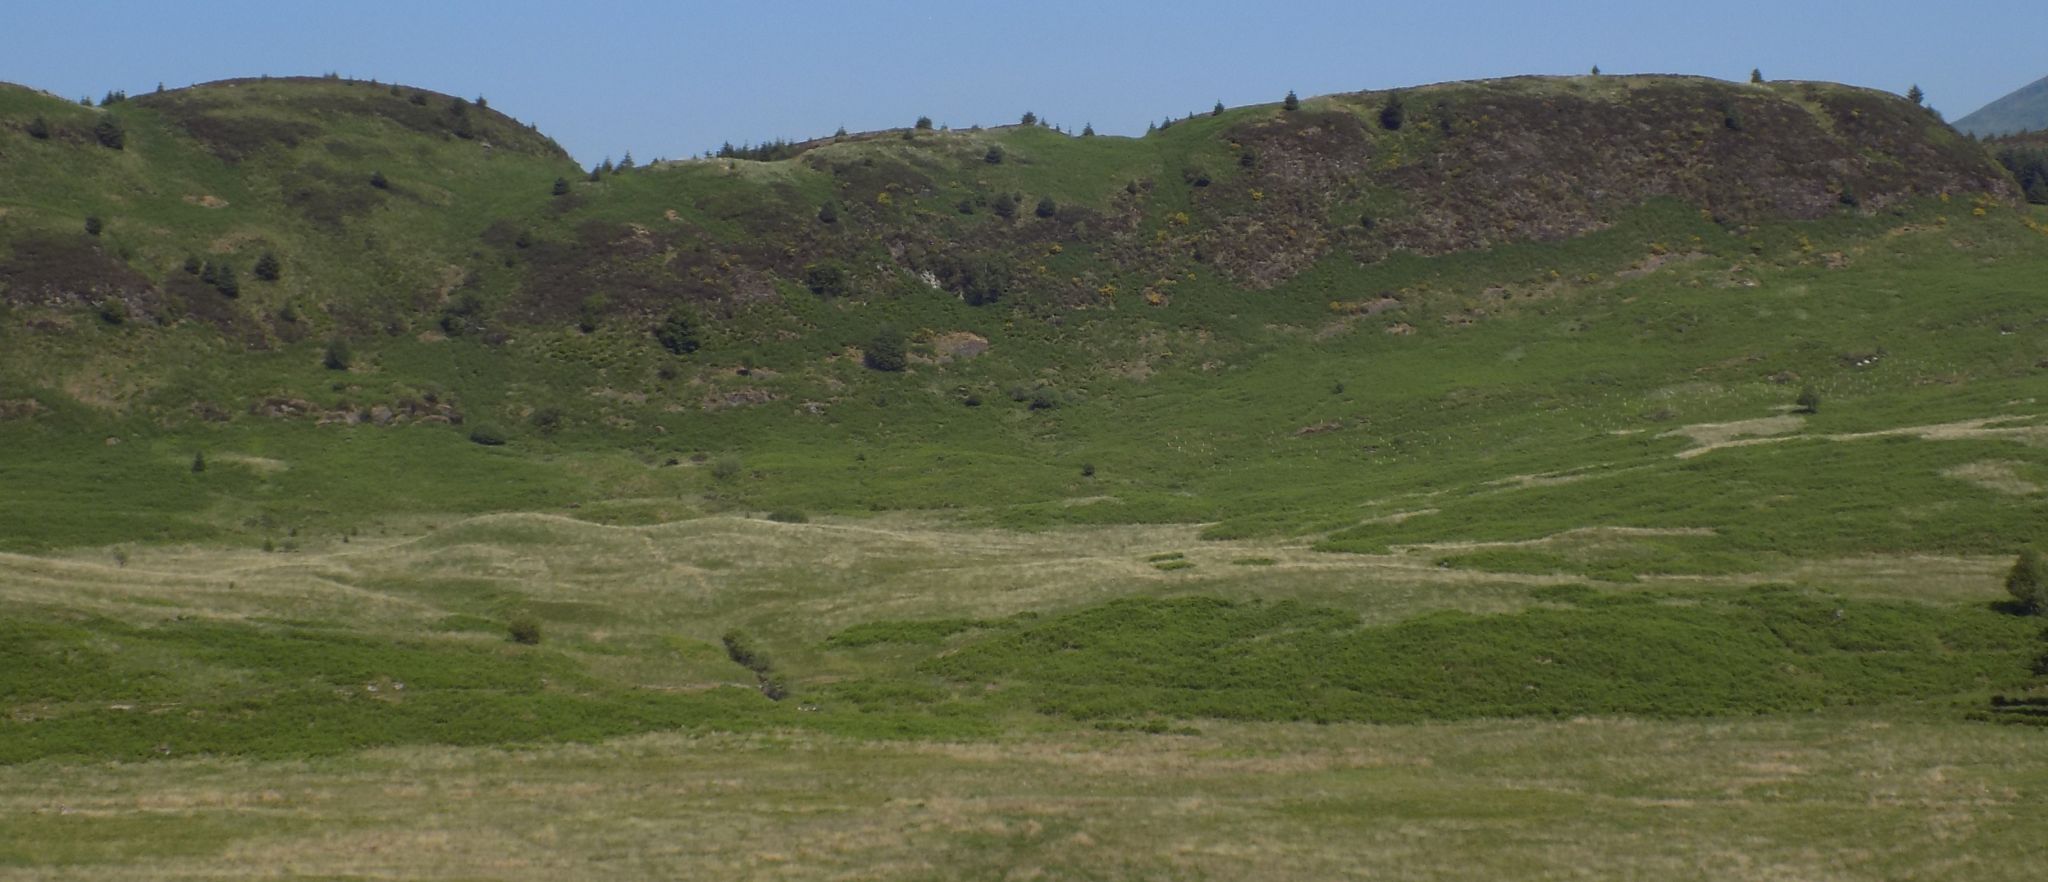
[864,325,907,372]
[507,615,543,645]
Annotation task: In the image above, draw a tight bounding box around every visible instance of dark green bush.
[83,216,102,236]
[25,115,49,140]
[507,615,543,645]
[2008,549,2047,614]
[1283,90,1300,111]
[803,262,851,298]
[654,308,700,355]
[468,425,508,446]
[253,252,281,281]
[864,325,907,372]
[93,116,123,149]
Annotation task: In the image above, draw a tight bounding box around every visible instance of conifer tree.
[1283,91,1300,111]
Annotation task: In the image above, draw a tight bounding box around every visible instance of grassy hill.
[1956,73,2048,137]
[2,72,2047,878]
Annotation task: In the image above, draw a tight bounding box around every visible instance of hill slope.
[1956,73,2048,136]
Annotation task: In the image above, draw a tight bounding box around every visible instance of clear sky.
[8,1,2042,165]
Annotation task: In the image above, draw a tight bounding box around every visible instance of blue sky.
[8,1,2042,164]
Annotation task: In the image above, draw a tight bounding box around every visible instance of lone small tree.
[984,144,1004,164]
[1020,110,1037,126]
[2007,549,2047,614]
[1283,90,1300,111]
[83,216,103,237]
[369,170,389,189]
[1591,65,1601,76]
[1750,68,1765,84]
[552,176,570,196]
[25,115,49,140]
[191,451,206,473]
[1795,386,1821,414]
[1081,122,1095,137]
[322,338,351,371]
[1212,101,1225,117]
[1907,84,1925,106]
[1034,195,1057,218]
[914,115,933,131]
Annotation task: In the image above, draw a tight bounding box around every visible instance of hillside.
[1956,73,2048,136]
[4,71,2048,878]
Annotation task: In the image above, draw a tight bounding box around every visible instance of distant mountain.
[1955,74,2048,136]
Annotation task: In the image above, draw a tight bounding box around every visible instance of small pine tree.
[864,325,907,372]
[93,117,124,149]
[369,170,388,189]
[834,125,848,138]
[1020,110,1037,126]
[1213,101,1225,117]
[617,151,634,171]
[816,202,838,224]
[213,263,239,298]
[1751,68,1765,84]
[991,192,1018,219]
[1379,92,1407,131]
[1907,84,1924,106]
[587,166,601,182]
[321,335,350,370]
[507,615,543,645]
[914,115,933,130]
[1034,195,1057,218]
[1591,65,1601,76]
[2007,549,2047,613]
[1795,386,1820,414]
[984,144,1004,164]
[25,115,49,140]
[552,177,569,196]
[191,451,205,473]
[1081,122,1095,137]
[253,252,281,281]
[1283,90,1300,111]
[83,216,103,236]
[183,254,202,274]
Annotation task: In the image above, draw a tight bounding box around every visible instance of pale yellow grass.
[2,717,2043,881]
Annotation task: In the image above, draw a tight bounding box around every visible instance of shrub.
[507,615,543,645]
[191,452,206,473]
[25,115,49,140]
[914,116,933,130]
[1379,92,1407,131]
[1751,68,1765,84]
[1213,101,1225,117]
[1795,386,1820,414]
[765,509,809,523]
[529,407,563,434]
[253,251,281,281]
[991,192,1018,219]
[369,170,388,189]
[212,263,239,298]
[1034,195,1057,218]
[710,455,743,481]
[1020,111,1037,126]
[93,117,123,149]
[816,202,838,224]
[984,144,1005,164]
[803,262,851,298]
[322,338,351,371]
[96,299,126,324]
[1283,90,1300,111]
[654,308,700,355]
[1907,84,1924,106]
[1182,167,1212,187]
[182,254,202,274]
[1081,122,1095,137]
[864,325,907,372]
[552,177,569,196]
[2008,549,2047,614]
[83,216,103,236]
[468,425,508,446]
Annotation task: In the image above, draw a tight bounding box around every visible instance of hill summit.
[1956,73,2048,136]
